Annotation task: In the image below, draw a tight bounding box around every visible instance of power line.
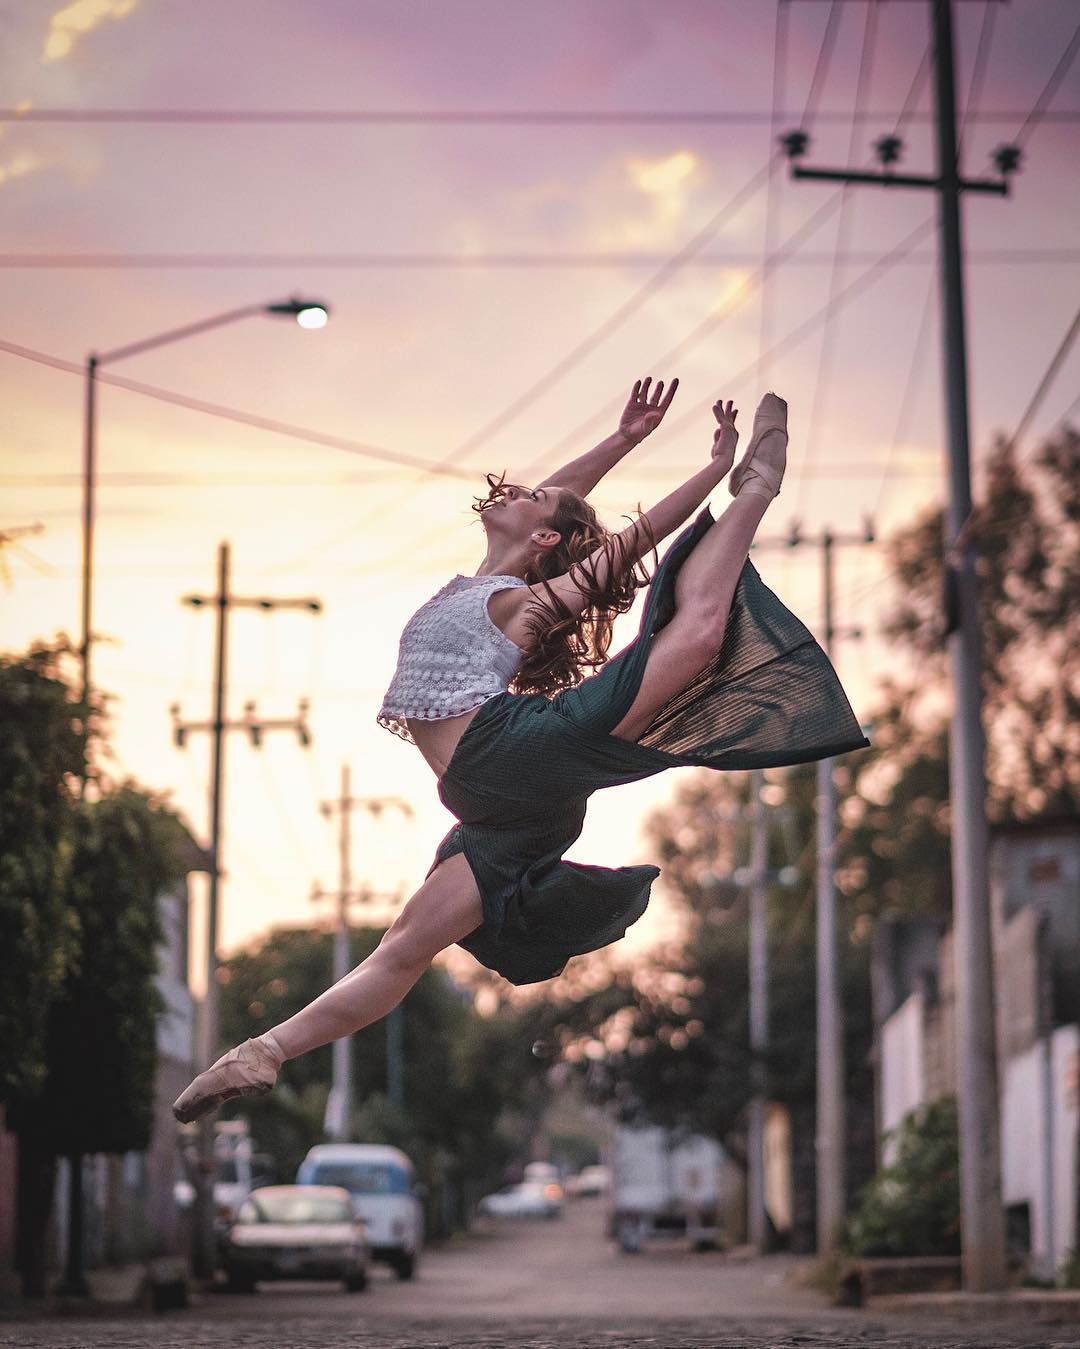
[0,336,474,479]
[799,0,844,133]
[518,186,850,481]
[436,157,778,470]
[1,247,1073,270]
[3,107,1077,126]
[1013,16,1080,147]
[1009,302,1080,459]
[872,275,937,520]
[757,0,791,391]
[957,0,998,156]
[797,0,880,516]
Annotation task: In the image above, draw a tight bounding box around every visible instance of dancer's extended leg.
[271,851,481,1059]
[610,397,787,744]
[173,852,481,1121]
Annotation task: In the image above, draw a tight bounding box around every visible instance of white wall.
[999,1023,1079,1281]
[880,990,926,1162]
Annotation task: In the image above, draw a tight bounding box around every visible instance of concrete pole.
[195,541,229,1279]
[932,0,1006,1291]
[816,532,845,1255]
[330,764,354,1140]
[747,769,769,1251]
[79,355,98,712]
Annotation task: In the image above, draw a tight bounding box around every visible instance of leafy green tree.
[0,643,86,1102]
[31,787,187,1156]
[14,784,190,1293]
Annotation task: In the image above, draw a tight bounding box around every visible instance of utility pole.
[171,541,321,1279]
[780,0,1016,1289]
[745,768,769,1252]
[313,780,413,1135]
[754,523,874,1254]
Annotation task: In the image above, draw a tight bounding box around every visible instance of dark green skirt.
[431,507,869,985]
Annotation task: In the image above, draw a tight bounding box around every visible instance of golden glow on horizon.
[42,0,138,63]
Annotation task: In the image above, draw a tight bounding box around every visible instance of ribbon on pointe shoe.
[729,393,788,500]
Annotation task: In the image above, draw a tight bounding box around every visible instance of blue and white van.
[296,1144,423,1279]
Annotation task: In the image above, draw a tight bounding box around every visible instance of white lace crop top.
[377,572,528,742]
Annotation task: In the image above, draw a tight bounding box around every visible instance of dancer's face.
[482,483,562,552]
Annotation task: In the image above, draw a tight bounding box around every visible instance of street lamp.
[79,295,331,708]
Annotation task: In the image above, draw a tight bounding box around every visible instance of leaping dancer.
[174,379,868,1123]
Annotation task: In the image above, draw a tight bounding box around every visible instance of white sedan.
[478,1180,563,1220]
[223,1185,369,1292]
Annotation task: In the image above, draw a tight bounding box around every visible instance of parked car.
[296,1143,423,1280]
[569,1164,611,1198]
[222,1185,369,1293]
[478,1180,562,1220]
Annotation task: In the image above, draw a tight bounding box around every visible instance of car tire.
[224,1269,257,1294]
[393,1252,416,1281]
[343,1268,368,1293]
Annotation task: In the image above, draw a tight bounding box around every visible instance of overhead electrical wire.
[1,247,1072,270]
[871,277,937,521]
[435,158,778,470]
[757,0,791,391]
[870,0,998,520]
[1013,15,1080,148]
[1009,302,1080,460]
[516,187,850,481]
[798,0,844,133]
[3,107,1075,126]
[0,336,474,480]
[794,0,880,518]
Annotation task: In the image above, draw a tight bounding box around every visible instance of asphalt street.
[2,1198,1077,1348]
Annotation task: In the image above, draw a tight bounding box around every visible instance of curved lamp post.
[79,295,331,706]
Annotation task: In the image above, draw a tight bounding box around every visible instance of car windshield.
[240,1192,353,1225]
[301,1162,408,1195]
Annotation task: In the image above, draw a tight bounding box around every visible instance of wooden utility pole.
[171,541,320,1278]
[781,0,1016,1287]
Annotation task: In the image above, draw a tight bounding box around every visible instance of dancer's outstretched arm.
[535,376,679,498]
[535,398,739,608]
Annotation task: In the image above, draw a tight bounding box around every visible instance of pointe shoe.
[729,393,788,500]
[172,1037,281,1124]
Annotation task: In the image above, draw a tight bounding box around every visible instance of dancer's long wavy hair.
[473,473,656,696]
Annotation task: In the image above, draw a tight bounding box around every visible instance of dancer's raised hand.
[711,398,739,469]
[618,376,679,445]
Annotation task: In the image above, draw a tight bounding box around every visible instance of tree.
[0,643,85,1103]
[14,785,189,1293]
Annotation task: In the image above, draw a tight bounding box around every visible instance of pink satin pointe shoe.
[729,392,788,500]
[172,1037,281,1124]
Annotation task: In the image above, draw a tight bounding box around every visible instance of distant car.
[296,1143,423,1280]
[222,1185,369,1293]
[478,1180,562,1220]
[569,1164,611,1198]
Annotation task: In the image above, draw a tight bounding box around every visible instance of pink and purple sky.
[2,0,1078,981]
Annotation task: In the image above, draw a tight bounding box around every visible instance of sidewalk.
[871,1288,1080,1324]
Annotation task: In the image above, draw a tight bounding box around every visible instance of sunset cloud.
[42,0,138,63]
[627,149,700,228]
[0,149,42,186]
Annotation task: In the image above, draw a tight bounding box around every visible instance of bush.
[842,1097,960,1257]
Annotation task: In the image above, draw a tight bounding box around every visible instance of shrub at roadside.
[842,1096,961,1257]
